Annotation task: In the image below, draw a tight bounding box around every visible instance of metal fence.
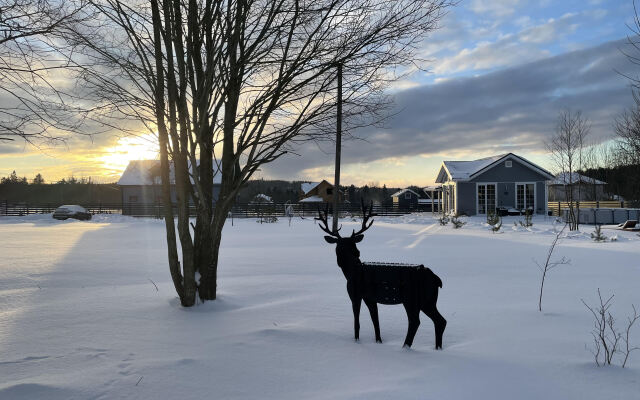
[0,200,436,218]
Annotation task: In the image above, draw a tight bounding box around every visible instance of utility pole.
[332,62,342,233]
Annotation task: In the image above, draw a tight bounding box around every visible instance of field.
[1,213,639,399]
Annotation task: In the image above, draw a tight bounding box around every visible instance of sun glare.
[100,134,159,179]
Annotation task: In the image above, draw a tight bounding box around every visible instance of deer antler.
[352,199,376,237]
[315,204,342,237]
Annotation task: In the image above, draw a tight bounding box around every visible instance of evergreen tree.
[32,173,45,184]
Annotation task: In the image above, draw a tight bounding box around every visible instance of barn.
[117,160,221,215]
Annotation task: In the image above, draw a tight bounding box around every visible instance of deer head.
[316,200,376,269]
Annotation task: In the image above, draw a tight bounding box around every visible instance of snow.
[1,213,639,399]
[442,154,507,180]
[301,182,320,195]
[390,188,419,198]
[551,172,606,185]
[54,205,88,213]
[299,195,324,202]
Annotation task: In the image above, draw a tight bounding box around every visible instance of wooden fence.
[0,200,436,218]
[547,201,632,216]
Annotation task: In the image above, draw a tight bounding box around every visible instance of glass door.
[477,184,496,214]
[516,183,535,212]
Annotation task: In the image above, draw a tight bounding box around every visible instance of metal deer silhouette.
[317,201,446,348]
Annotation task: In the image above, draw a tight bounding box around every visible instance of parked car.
[52,205,92,221]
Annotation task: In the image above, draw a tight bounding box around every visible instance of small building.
[250,193,273,204]
[434,153,554,216]
[299,180,342,203]
[391,188,420,208]
[548,172,608,201]
[117,160,221,214]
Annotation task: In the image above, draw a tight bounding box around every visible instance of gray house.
[117,160,221,214]
[391,188,420,208]
[434,153,554,216]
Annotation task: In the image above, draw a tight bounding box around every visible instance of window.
[326,188,333,195]
[405,192,411,199]
[505,160,512,168]
[129,195,138,203]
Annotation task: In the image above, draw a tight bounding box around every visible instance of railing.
[0,201,437,218]
[547,201,631,216]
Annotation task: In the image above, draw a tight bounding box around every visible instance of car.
[52,205,92,221]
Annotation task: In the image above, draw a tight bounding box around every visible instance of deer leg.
[350,296,362,342]
[364,299,382,343]
[423,306,447,349]
[402,303,420,348]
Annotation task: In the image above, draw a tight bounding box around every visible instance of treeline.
[582,164,640,204]
[0,171,120,204]
[1,170,417,205]
[237,179,405,205]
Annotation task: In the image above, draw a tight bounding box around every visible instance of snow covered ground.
[1,213,639,399]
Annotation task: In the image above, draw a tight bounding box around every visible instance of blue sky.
[1,0,638,186]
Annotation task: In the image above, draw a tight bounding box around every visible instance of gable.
[470,156,552,182]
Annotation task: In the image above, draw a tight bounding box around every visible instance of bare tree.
[0,0,94,144]
[547,110,590,231]
[534,222,569,312]
[58,0,454,306]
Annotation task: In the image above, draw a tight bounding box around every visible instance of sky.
[1,0,638,187]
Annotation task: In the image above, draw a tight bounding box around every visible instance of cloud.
[261,38,636,181]
[469,0,523,18]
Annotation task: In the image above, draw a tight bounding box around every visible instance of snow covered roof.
[301,182,320,194]
[423,185,443,192]
[436,153,554,182]
[117,160,222,186]
[442,154,507,181]
[550,172,606,185]
[299,195,324,202]
[251,194,273,203]
[391,188,420,198]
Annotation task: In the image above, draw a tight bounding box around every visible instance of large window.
[477,184,496,214]
[516,183,535,211]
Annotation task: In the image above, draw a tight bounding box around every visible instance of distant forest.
[581,164,640,203]
[0,170,412,205]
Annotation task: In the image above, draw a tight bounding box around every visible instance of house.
[434,153,554,216]
[117,160,221,214]
[391,188,420,208]
[548,172,608,201]
[299,180,342,203]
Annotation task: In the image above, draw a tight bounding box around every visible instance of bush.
[519,209,533,228]
[451,214,466,229]
[486,210,501,233]
[582,289,639,368]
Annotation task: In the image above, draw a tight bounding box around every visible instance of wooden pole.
[332,62,342,233]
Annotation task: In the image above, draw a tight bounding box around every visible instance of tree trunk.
[198,206,228,301]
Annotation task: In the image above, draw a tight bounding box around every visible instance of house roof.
[436,153,554,183]
[301,182,321,194]
[391,188,420,198]
[117,160,222,186]
[299,195,324,202]
[251,193,273,203]
[550,172,606,185]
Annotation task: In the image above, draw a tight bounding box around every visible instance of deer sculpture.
[317,201,446,348]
